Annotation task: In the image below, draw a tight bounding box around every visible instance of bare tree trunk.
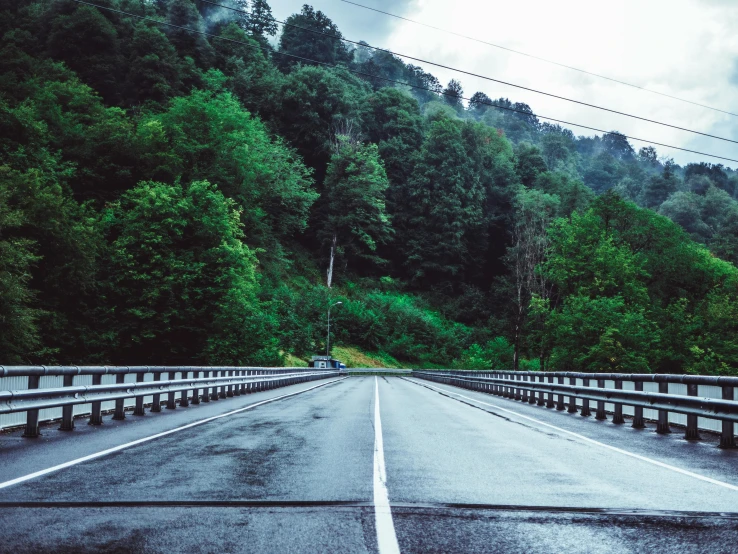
[326,233,336,288]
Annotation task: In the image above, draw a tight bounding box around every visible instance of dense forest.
[2,0,738,374]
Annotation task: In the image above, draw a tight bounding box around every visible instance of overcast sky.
[268,0,738,167]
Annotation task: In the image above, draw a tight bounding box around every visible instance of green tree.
[126,22,183,105]
[514,143,547,188]
[277,5,352,70]
[212,23,283,118]
[468,91,492,116]
[443,79,463,109]
[0,165,101,363]
[319,138,393,281]
[359,88,423,209]
[166,0,215,68]
[245,0,278,39]
[541,206,655,371]
[98,180,280,365]
[138,83,317,254]
[276,65,369,178]
[402,115,483,283]
[0,168,40,363]
[46,2,124,104]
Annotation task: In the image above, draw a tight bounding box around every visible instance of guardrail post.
[595,379,607,420]
[113,373,126,420]
[202,371,210,402]
[684,383,700,440]
[537,374,545,406]
[612,380,624,424]
[528,375,536,404]
[22,375,41,438]
[134,373,146,416]
[89,374,103,424]
[234,371,242,396]
[632,381,645,428]
[166,371,177,410]
[719,385,736,449]
[211,371,220,401]
[227,370,234,397]
[656,381,671,434]
[219,370,227,398]
[180,369,190,407]
[567,377,578,413]
[556,376,565,411]
[580,378,591,417]
[192,371,201,405]
[521,375,528,402]
[59,374,75,431]
[546,375,555,408]
[515,375,522,401]
[151,372,162,412]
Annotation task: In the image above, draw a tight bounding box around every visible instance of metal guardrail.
[412,370,738,449]
[0,366,339,438]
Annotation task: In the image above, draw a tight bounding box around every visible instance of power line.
[199,0,738,147]
[341,0,738,119]
[69,0,738,164]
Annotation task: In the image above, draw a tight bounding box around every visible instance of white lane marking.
[0,378,347,490]
[405,378,738,493]
[374,377,401,554]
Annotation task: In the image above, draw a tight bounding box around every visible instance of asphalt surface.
[0,376,737,553]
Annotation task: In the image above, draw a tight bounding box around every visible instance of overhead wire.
[68,0,738,164]
[341,0,738,119]
[199,0,738,147]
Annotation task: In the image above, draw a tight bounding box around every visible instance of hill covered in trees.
[2,0,738,374]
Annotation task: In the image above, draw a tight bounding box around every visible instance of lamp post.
[326,301,343,357]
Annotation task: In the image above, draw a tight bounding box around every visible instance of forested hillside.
[2,0,738,374]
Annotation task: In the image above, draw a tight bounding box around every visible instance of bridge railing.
[0,366,340,437]
[411,370,738,449]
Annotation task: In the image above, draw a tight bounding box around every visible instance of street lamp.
[326,301,343,357]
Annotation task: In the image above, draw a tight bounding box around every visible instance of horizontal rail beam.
[412,372,738,423]
[410,369,738,387]
[0,366,317,377]
[0,371,338,415]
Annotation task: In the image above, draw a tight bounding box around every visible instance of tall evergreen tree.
[277,5,352,70]
[402,116,483,283]
[166,0,215,68]
[319,137,393,280]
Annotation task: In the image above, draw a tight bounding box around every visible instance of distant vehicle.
[308,355,345,371]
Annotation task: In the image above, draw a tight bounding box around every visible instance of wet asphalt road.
[0,376,737,553]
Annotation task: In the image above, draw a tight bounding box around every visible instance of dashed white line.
[373,376,401,554]
[405,378,738,493]
[0,378,347,491]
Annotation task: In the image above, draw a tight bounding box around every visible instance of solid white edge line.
[374,376,401,554]
[405,378,738,493]
[0,377,348,490]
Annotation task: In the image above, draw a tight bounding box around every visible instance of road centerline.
[373,376,401,554]
[0,378,347,491]
[404,377,738,493]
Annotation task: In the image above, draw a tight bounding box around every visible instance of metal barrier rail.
[412,370,738,449]
[0,366,339,438]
